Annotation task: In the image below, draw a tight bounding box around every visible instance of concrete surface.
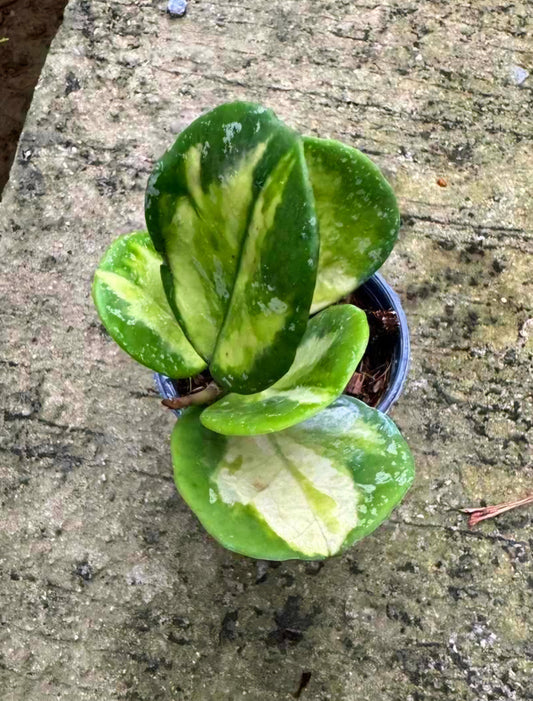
[1,1,532,699]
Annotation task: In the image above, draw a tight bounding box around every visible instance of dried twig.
[462,494,533,527]
[162,382,221,410]
[345,372,365,395]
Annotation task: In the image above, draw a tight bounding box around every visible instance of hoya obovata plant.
[93,102,414,561]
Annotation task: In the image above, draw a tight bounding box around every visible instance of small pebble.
[510,65,529,85]
[436,177,447,187]
[167,0,187,17]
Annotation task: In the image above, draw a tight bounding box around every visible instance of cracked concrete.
[1,0,532,699]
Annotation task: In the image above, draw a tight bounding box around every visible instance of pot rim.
[154,273,410,416]
[362,273,410,413]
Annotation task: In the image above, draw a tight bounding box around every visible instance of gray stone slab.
[1,1,532,699]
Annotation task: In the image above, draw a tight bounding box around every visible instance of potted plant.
[92,101,414,561]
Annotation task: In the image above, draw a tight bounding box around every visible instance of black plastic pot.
[352,273,410,413]
[154,273,410,415]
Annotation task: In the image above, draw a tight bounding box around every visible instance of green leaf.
[200,304,369,435]
[303,136,400,312]
[145,102,318,394]
[171,397,415,560]
[92,231,206,378]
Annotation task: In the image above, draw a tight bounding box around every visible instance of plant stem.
[462,494,533,527]
[161,382,222,411]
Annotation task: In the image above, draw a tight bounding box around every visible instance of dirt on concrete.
[0,0,532,699]
[0,0,68,195]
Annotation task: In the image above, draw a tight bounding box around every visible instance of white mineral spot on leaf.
[358,483,377,493]
[268,297,288,314]
[146,181,160,198]
[109,306,127,322]
[395,470,413,486]
[213,258,229,298]
[222,121,243,148]
[375,471,393,484]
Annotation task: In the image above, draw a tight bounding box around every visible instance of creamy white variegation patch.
[214,434,360,557]
[162,140,268,358]
[260,386,331,405]
[211,148,298,375]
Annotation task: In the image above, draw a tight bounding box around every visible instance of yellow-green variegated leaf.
[171,397,414,560]
[92,231,206,378]
[304,137,400,313]
[145,102,318,394]
[200,304,369,435]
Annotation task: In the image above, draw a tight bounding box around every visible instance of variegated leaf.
[200,304,369,435]
[304,136,400,312]
[145,102,318,394]
[92,231,206,378]
[171,396,415,560]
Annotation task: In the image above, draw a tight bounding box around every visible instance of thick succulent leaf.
[209,141,318,394]
[92,231,206,378]
[145,102,318,394]
[303,136,400,312]
[171,396,414,560]
[200,304,369,435]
